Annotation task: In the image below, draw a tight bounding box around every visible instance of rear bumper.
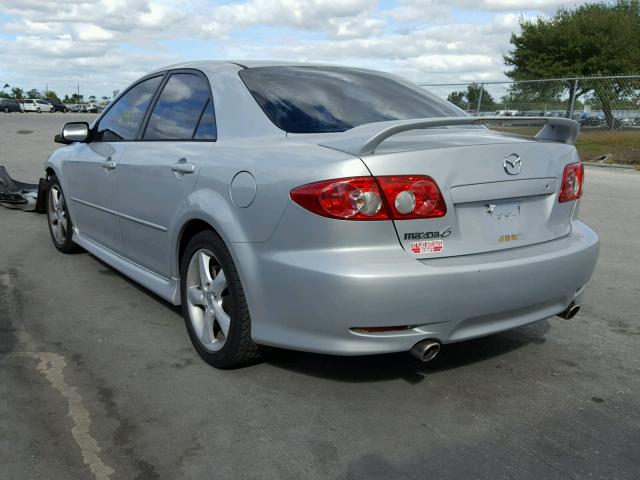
[234,221,599,355]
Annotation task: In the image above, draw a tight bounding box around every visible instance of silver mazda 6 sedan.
[45,61,599,368]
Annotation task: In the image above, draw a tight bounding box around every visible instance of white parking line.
[27,352,115,480]
[2,271,114,480]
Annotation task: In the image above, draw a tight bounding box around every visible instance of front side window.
[239,66,464,133]
[94,75,163,142]
[143,73,216,141]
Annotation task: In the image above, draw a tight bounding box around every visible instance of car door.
[113,70,217,278]
[37,99,51,112]
[64,74,164,254]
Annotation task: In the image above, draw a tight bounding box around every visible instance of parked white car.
[22,99,54,113]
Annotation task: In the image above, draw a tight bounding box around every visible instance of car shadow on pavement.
[264,321,550,384]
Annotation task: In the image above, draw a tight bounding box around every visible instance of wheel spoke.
[58,193,66,210]
[210,269,226,297]
[51,189,59,209]
[197,252,213,288]
[54,223,64,243]
[187,286,206,307]
[200,309,215,344]
[58,212,68,233]
[213,303,230,338]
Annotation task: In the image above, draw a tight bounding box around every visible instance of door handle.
[170,160,195,174]
[102,158,117,170]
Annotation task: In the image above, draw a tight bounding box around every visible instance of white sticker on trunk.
[410,240,444,254]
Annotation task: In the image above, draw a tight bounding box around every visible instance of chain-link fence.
[421,75,640,165]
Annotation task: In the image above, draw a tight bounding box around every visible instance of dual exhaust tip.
[410,339,441,363]
[557,302,581,320]
[410,303,581,362]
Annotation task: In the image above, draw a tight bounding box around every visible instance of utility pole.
[77,83,80,104]
[476,83,484,114]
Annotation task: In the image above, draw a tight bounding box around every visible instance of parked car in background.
[46,98,67,112]
[68,104,85,113]
[0,98,22,113]
[580,115,606,127]
[45,61,599,369]
[22,99,55,113]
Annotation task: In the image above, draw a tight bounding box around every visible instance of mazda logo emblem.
[504,153,522,175]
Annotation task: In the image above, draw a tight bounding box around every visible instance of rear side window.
[239,66,464,133]
[94,75,162,142]
[143,73,216,141]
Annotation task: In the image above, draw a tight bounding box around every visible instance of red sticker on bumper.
[410,240,444,254]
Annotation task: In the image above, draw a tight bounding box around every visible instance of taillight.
[290,175,447,220]
[377,176,447,219]
[559,162,584,203]
[290,177,386,220]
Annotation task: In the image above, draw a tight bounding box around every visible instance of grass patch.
[489,126,640,165]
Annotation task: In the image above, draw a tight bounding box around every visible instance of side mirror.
[56,122,90,144]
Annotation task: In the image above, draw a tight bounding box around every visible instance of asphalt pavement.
[1,112,639,479]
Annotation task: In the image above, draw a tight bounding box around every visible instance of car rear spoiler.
[319,116,580,156]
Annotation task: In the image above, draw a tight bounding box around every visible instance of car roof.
[148,60,374,75]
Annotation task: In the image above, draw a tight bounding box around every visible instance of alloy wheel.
[185,249,231,352]
[48,186,68,244]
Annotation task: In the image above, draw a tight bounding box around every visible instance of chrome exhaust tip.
[558,302,581,320]
[410,339,441,362]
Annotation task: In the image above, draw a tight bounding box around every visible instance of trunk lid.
[359,129,579,258]
[302,127,580,259]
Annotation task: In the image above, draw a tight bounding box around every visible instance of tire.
[3,107,8,113]
[46,175,81,254]
[37,108,41,113]
[180,230,262,368]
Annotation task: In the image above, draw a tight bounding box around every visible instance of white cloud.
[200,0,382,39]
[453,0,589,11]
[389,0,450,22]
[0,0,578,97]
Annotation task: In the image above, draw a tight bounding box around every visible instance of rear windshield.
[239,66,464,133]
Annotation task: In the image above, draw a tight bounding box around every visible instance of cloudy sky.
[0,0,587,99]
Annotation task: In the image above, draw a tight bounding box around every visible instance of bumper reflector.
[351,325,415,334]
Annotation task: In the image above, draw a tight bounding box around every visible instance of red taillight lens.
[290,177,387,220]
[377,176,447,219]
[559,162,584,203]
[290,175,447,220]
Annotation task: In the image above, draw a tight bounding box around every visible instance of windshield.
[239,66,464,134]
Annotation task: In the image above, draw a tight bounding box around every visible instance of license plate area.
[485,201,521,220]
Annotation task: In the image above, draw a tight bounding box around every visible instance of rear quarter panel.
[171,139,370,278]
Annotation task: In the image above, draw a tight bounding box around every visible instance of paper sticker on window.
[410,240,444,254]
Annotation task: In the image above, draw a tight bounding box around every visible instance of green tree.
[63,94,71,103]
[45,90,59,100]
[447,91,467,109]
[26,88,41,98]
[446,83,496,112]
[11,87,23,99]
[504,0,640,127]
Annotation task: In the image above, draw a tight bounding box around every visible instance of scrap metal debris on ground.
[0,166,46,212]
